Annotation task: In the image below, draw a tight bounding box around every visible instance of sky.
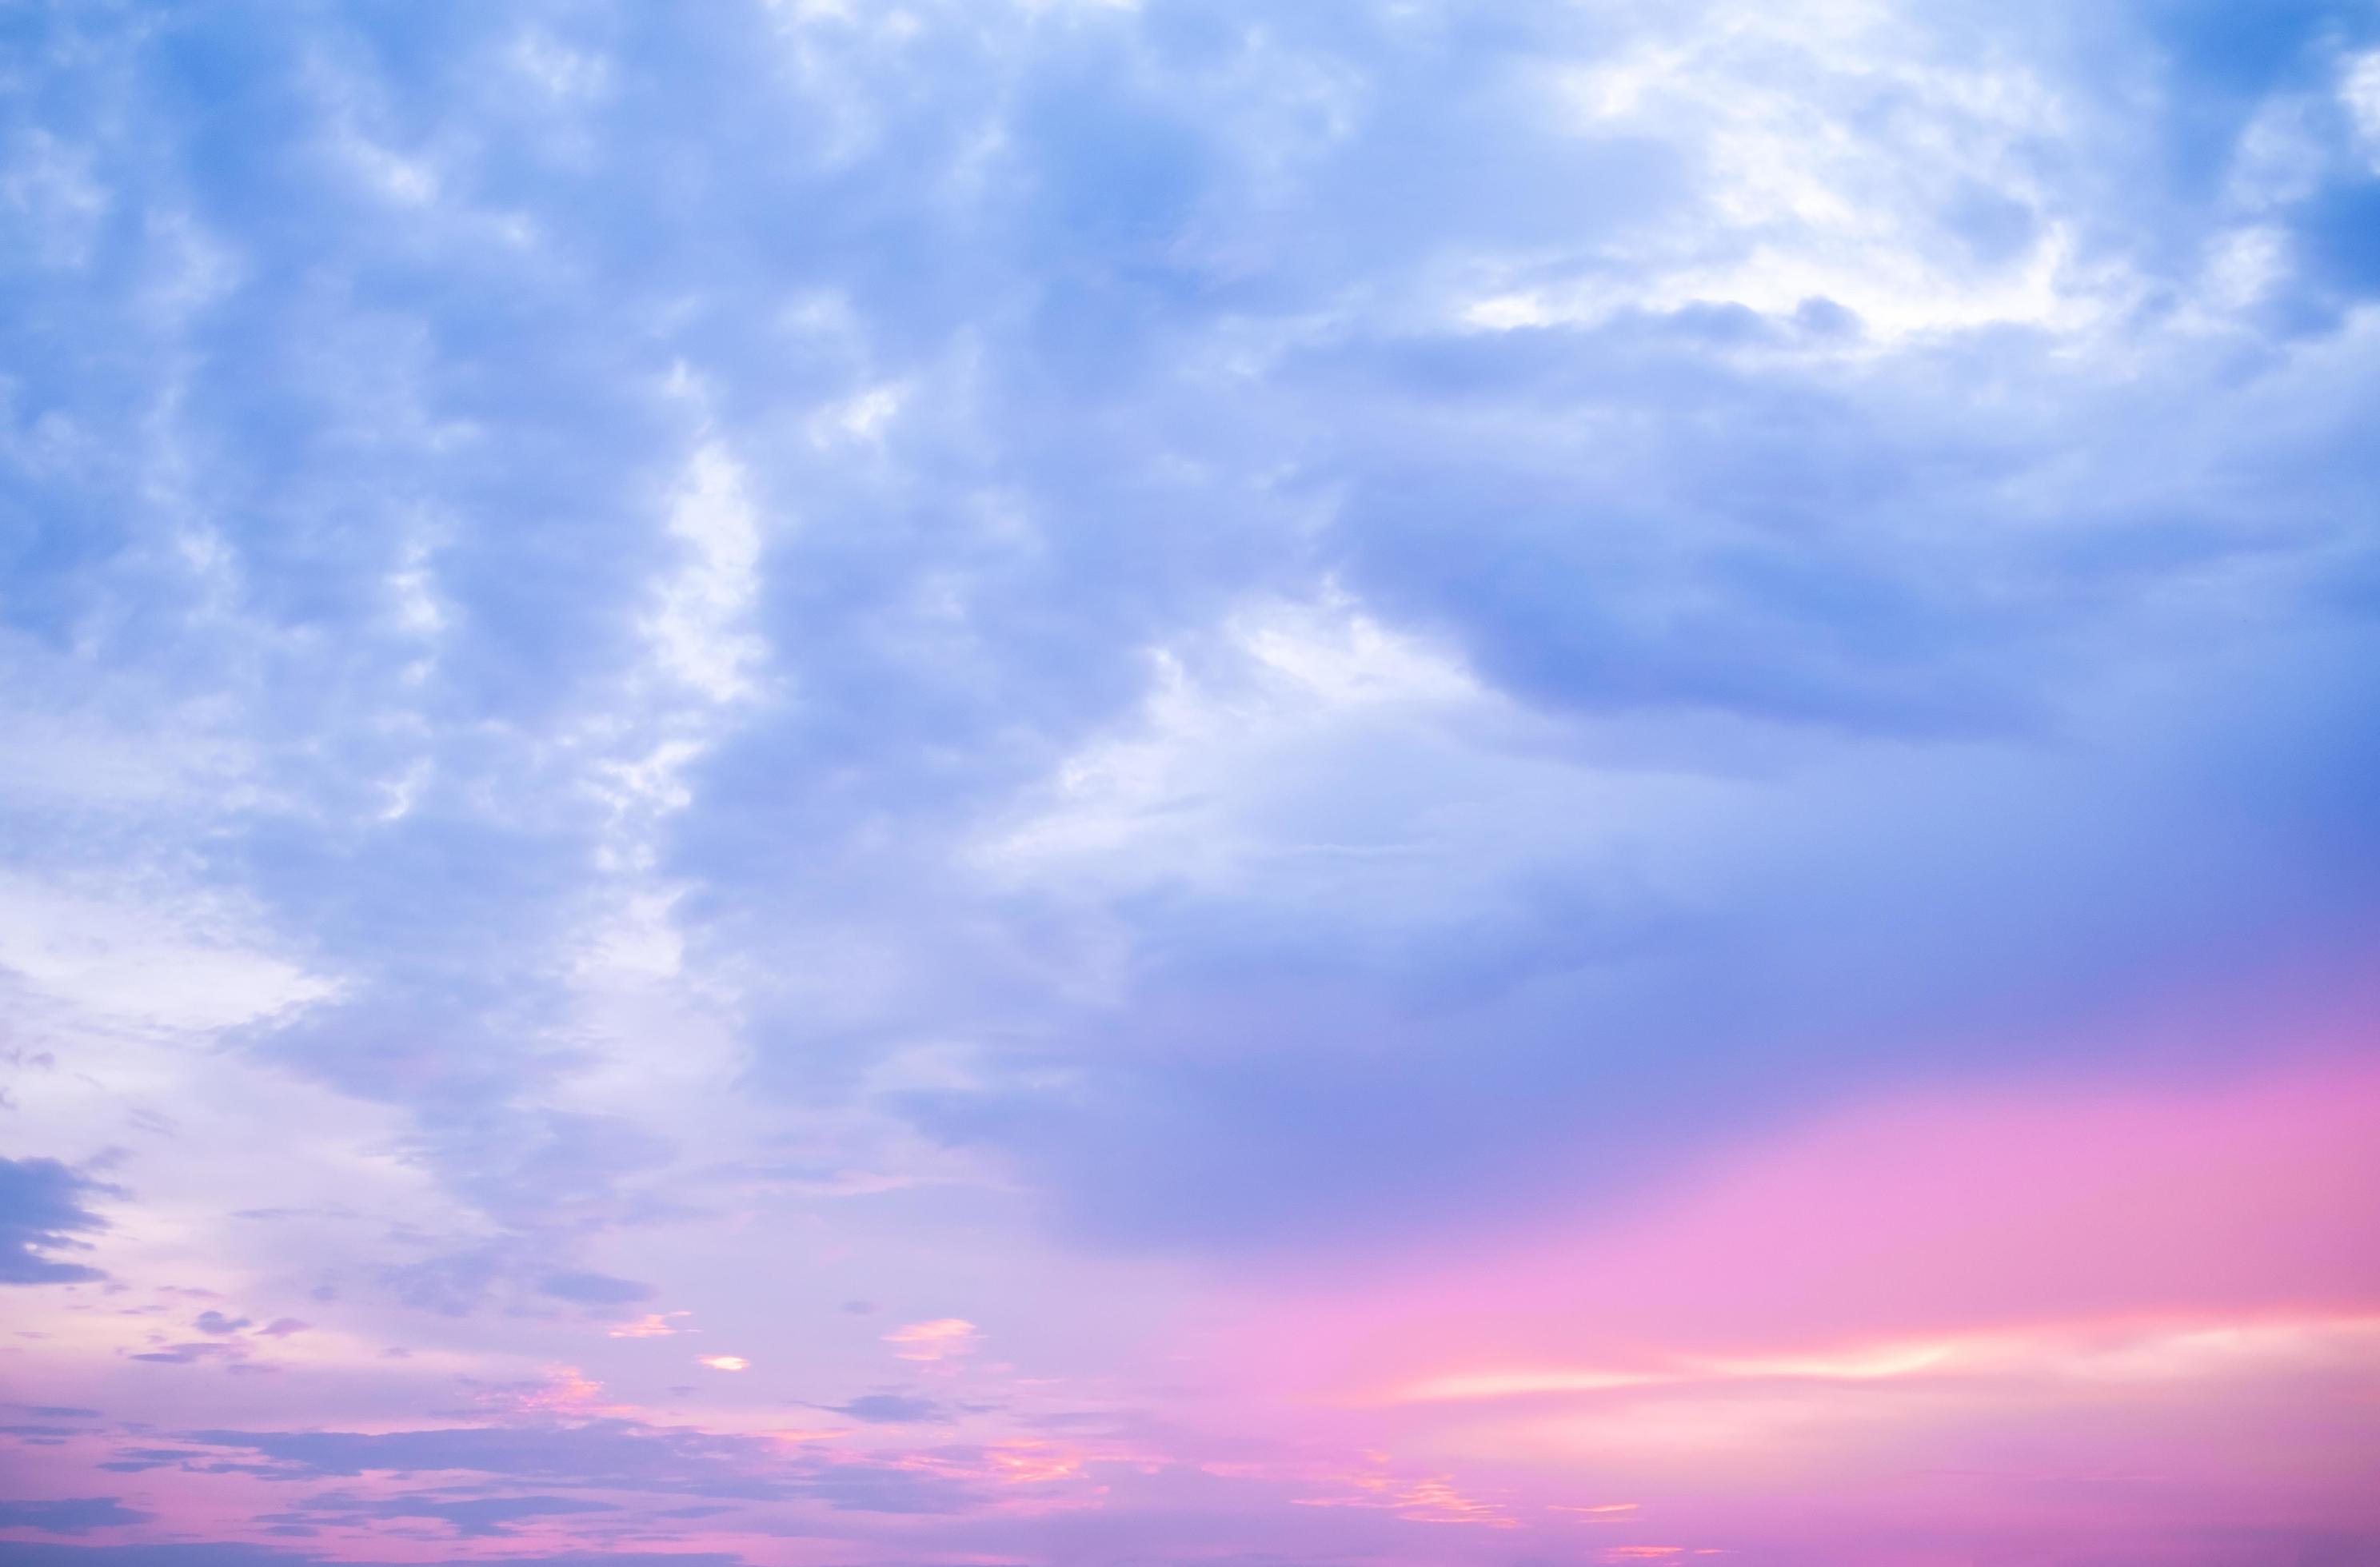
[2,1,2378,1565]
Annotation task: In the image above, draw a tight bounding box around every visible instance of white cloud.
[1464,3,2125,343]
[974,591,1482,887]
[971,589,1758,951]
[513,32,611,101]
[647,441,767,704]
[2,130,108,269]
[809,382,906,448]
[2344,50,2380,168]
[0,875,333,1033]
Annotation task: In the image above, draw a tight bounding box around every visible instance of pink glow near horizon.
[7,1036,2377,1563]
[1152,1047,2380,1555]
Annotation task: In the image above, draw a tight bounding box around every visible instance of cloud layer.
[3,2,2376,1564]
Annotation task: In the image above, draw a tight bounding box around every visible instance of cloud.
[278,1490,621,1539]
[0,1158,109,1284]
[606,1313,691,1338]
[6,0,2365,1271]
[646,441,766,704]
[0,876,332,1033]
[2,2,2377,1563]
[0,1497,155,1535]
[91,1448,211,1474]
[127,1343,247,1367]
[883,1319,982,1362]
[0,1551,742,1567]
[832,1394,945,1424]
[535,1271,657,1306]
[171,1418,983,1515]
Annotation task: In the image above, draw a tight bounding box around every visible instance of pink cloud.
[883,1317,981,1361]
[609,1311,694,1338]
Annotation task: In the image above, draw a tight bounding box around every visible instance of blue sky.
[5,3,2380,1565]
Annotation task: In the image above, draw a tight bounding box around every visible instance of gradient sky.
[4,3,2379,1565]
